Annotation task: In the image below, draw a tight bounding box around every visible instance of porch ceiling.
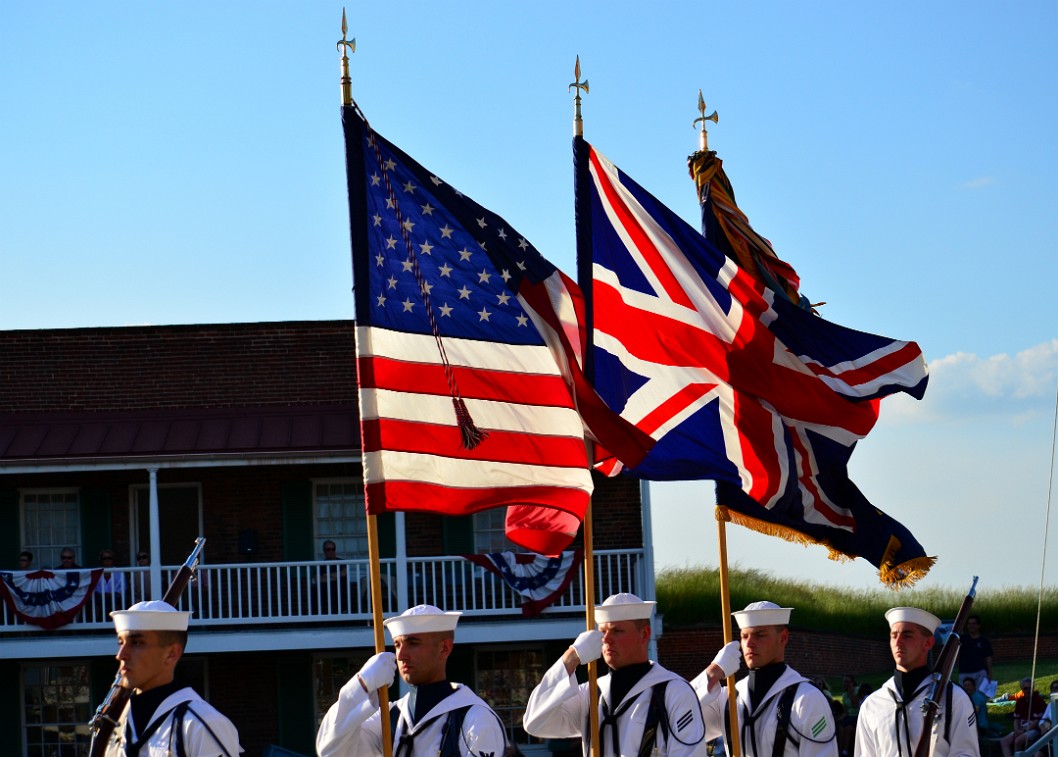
[0,404,360,467]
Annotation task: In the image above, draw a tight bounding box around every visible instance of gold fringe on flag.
[719,507,936,589]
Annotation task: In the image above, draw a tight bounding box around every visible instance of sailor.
[104,599,242,756]
[692,601,837,757]
[855,607,979,757]
[316,604,507,757]
[523,592,707,757]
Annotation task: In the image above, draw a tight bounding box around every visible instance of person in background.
[998,678,1047,757]
[58,548,81,570]
[17,550,33,570]
[958,615,994,693]
[961,678,1000,740]
[95,548,127,619]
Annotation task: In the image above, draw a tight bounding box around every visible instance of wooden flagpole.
[366,514,394,757]
[716,506,742,757]
[582,502,602,757]
[339,13,392,756]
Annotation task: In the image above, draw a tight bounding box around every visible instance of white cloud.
[958,176,995,189]
[882,339,1058,425]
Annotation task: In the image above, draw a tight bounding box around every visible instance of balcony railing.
[0,549,645,633]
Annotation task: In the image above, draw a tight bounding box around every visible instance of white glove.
[711,641,742,677]
[571,629,604,664]
[357,652,397,692]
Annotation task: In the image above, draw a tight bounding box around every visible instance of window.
[472,509,517,553]
[314,655,367,728]
[22,490,81,569]
[476,647,546,745]
[314,480,368,559]
[23,662,92,756]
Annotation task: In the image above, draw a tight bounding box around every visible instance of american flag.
[575,138,934,585]
[343,105,640,555]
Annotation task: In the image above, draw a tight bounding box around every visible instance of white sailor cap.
[731,601,793,629]
[595,593,656,624]
[110,600,191,633]
[383,604,461,639]
[885,607,941,634]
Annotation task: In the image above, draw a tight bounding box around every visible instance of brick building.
[0,321,657,757]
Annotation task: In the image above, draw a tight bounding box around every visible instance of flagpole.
[582,502,602,757]
[339,12,391,757]
[716,505,742,757]
[570,56,600,757]
[366,513,394,757]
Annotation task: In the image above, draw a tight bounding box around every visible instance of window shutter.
[442,515,475,555]
[0,489,20,568]
[80,488,113,563]
[281,481,314,561]
[376,512,397,558]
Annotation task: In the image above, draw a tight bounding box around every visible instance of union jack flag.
[575,138,934,584]
[342,106,645,555]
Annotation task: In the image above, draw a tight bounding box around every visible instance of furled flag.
[463,549,583,616]
[0,568,104,630]
[342,105,646,555]
[574,137,934,586]
[689,149,807,309]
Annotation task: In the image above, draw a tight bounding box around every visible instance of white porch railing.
[0,549,645,632]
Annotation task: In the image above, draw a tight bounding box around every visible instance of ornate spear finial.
[694,89,719,151]
[569,56,589,137]
[338,8,356,106]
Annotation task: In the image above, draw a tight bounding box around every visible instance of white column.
[148,468,162,600]
[640,480,661,660]
[395,511,408,610]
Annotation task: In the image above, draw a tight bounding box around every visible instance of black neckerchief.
[129,681,182,735]
[609,662,652,708]
[125,681,183,756]
[894,667,930,701]
[747,662,787,712]
[410,680,456,725]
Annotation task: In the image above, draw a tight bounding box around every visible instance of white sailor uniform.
[524,659,708,757]
[316,681,506,757]
[692,666,837,757]
[103,687,242,757]
[854,677,979,757]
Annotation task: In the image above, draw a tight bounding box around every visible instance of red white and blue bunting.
[0,569,104,630]
[463,550,582,616]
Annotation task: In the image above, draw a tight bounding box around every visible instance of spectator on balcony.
[692,600,838,757]
[57,548,81,570]
[94,549,127,620]
[131,551,151,604]
[17,550,33,570]
[102,600,242,756]
[317,604,507,757]
[314,540,351,614]
[524,593,707,757]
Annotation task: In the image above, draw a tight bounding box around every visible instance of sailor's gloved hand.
[571,629,604,664]
[711,641,742,678]
[357,652,397,693]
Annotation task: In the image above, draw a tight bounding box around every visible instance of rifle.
[913,576,978,757]
[87,537,206,757]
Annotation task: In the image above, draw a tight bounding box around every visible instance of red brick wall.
[0,320,356,413]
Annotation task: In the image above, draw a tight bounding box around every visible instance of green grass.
[656,565,1058,636]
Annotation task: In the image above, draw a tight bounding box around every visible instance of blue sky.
[3,2,1056,593]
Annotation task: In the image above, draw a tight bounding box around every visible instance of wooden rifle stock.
[87,537,206,757]
[912,576,978,757]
